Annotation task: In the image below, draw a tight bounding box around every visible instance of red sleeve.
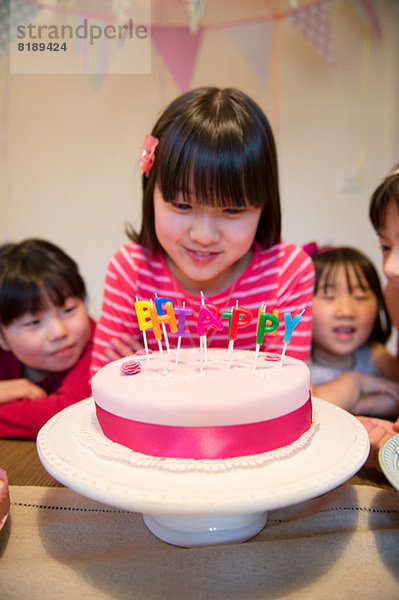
[0,320,95,440]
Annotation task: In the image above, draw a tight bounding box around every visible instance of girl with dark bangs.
[0,239,96,439]
[309,246,399,418]
[91,87,314,374]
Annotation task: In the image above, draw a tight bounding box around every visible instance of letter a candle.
[253,306,279,370]
[222,302,253,370]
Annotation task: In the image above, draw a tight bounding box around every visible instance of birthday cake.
[0,468,10,528]
[91,348,312,461]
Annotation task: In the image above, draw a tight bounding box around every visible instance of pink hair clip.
[302,242,319,258]
[139,134,159,177]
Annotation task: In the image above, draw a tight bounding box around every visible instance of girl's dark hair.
[127,87,281,253]
[313,247,391,344]
[369,165,399,230]
[0,239,86,327]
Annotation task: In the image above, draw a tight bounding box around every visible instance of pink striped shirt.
[91,241,314,375]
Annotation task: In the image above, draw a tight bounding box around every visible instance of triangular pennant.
[288,1,334,64]
[225,21,272,87]
[351,0,383,37]
[2,0,43,58]
[181,0,207,34]
[151,26,203,92]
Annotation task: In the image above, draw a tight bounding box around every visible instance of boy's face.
[0,296,90,375]
[377,201,399,290]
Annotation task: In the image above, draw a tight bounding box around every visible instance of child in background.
[91,87,314,374]
[370,165,399,341]
[309,246,399,417]
[0,239,95,439]
[362,166,399,461]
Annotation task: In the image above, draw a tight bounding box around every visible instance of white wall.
[1,0,398,320]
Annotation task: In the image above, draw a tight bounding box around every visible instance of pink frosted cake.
[92,348,312,461]
[0,468,10,527]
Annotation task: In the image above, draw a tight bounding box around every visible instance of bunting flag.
[151,26,203,92]
[225,21,272,87]
[73,14,112,90]
[288,0,334,64]
[1,0,385,90]
[351,0,383,37]
[112,0,132,26]
[181,0,207,34]
[0,0,43,57]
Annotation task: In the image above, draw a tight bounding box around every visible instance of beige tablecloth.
[0,484,398,599]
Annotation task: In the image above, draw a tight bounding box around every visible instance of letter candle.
[197,294,223,373]
[199,291,207,369]
[253,306,279,370]
[148,300,174,375]
[279,309,305,367]
[134,297,151,362]
[134,295,305,372]
[221,305,234,369]
[223,302,253,370]
[154,294,173,356]
[253,302,264,371]
[175,301,189,365]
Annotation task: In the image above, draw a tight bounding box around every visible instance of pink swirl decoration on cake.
[264,353,281,362]
[120,360,141,376]
[135,348,152,356]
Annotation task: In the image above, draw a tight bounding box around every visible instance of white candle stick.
[150,298,166,373]
[158,339,167,375]
[175,301,185,366]
[200,291,207,364]
[227,300,238,370]
[279,308,305,368]
[279,343,287,368]
[136,295,150,362]
[253,344,261,371]
[253,302,265,371]
[227,339,234,370]
[155,293,171,356]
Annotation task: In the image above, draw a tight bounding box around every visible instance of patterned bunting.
[0,0,43,57]
[2,0,385,90]
[181,0,207,34]
[288,0,334,64]
[351,0,383,37]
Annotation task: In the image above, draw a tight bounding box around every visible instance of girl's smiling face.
[312,263,378,359]
[153,184,262,295]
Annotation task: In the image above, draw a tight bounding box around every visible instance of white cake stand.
[37,398,369,547]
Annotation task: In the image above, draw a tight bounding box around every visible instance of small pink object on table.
[0,467,10,528]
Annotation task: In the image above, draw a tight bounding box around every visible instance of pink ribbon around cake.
[95,396,312,460]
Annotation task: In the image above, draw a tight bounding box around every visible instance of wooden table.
[0,437,393,489]
[0,438,62,487]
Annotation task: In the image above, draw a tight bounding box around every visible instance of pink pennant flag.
[225,21,272,87]
[352,0,383,37]
[288,0,334,65]
[151,26,203,92]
